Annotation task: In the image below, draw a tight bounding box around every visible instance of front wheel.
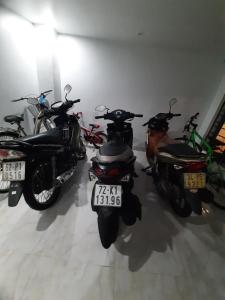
[97,210,119,249]
[23,162,61,210]
[0,131,20,193]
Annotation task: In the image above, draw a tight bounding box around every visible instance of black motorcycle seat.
[20,128,64,145]
[99,141,129,156]
[158,143,205,158]
[4,115,24,124]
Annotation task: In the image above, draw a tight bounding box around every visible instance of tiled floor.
[0,148,224,300]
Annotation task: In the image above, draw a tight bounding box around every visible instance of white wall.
[0,7,39,132]
[56,35,224,148]
[199,72,225,136]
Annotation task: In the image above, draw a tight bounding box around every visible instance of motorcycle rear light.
[0,149,10,158]
[106,168,120,177]
[0,149,25,160]
[185,161,206,172]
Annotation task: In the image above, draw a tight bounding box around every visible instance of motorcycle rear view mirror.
[64,84,72,95]
[169,98,178,112]
[95,105,108,112]
[51,101,63,109]
[27,97,38,105]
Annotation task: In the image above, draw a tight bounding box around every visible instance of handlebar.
[183,112,199,132]
[11,89,53,102]
[95,110,143,122]
[142,112,181,126]
[38,99,81,119]
[11,97,28,102]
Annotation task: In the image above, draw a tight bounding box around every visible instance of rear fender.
[8,181,24,207]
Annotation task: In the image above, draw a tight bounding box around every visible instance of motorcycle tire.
[169,184,192,217]
[0,131,20,193]
[23,162,61,210]
[121,193,141,226]
[97,210,119,249]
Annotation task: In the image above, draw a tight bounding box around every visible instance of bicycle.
[177,113,225,209]
[76,112,107,149]
[0,90,55,193]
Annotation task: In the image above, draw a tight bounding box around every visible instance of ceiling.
[1,0,225,50]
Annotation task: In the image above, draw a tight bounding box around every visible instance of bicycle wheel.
[93,132,107,149]
[0,131,20,193]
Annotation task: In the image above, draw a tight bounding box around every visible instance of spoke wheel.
[23,162,61,210]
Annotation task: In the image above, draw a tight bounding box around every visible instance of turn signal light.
[93,166,104,177]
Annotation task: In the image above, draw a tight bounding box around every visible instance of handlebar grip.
[173,113,181,116]
[11,97,26,102]
[72,99,80,103]
[95,116,104,119]
[134,114,143,117]
[43,89,53,94]
[194,112,199,118]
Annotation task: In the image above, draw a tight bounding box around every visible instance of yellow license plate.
[184,173,206,189]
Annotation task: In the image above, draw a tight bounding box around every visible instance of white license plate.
[2,161,25,181]
[94,184,122,207]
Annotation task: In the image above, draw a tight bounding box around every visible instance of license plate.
[2,161,25,181]
[184,173,206,189]
[94,184,122,207]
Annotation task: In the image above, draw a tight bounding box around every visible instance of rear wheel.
[93,133,107,149]
[97,210,119,249]
[0,131,20,193]
[169,184,192,217]
[23,162,61,210]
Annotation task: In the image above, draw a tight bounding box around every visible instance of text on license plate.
[184,173,206,189]
[2,161,25,181]
[94,184,122,207]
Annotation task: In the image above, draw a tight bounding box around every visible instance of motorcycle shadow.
[36,158,89,231]
[0,193,8,202]
[115,161,179,272]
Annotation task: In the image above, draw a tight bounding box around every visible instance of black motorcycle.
[90,109,142,248]
[0,84,86,210]
[143,99,207,217]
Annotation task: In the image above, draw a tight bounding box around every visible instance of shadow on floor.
[115,161,179,272]
[36,158,90,231]
[0,193,8,202]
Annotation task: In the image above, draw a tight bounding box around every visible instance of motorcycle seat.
[158,143,205,159]
[4,115,24,124]
[20,128,64,145]
[89,123,100,129]
[97,140,133,163]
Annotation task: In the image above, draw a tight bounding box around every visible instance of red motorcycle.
[76,112,107,149]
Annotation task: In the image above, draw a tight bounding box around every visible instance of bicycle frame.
[186,122,225,191]
[187,129,213,163]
